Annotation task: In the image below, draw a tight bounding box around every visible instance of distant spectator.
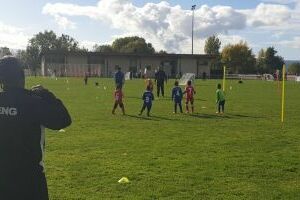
[84,72,88,85]
[114,65,124,88]
[202,72,207,80]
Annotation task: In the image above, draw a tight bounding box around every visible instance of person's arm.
[122,72,125,84]
[151,93,154,101]
[183,87,187,95]
[164,72,168,84]
[32,86,72,130]
[142,93,145,100]
[180,88,183,99]
[171,88,174,101]
[216,90,220,103]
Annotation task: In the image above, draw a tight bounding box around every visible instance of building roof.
[42,50,216,59]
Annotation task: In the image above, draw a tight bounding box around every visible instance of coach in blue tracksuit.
[114,65,125,88]
[0,56,72,200]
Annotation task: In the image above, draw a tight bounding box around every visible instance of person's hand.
[31,85,56,101]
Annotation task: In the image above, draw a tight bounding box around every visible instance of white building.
[41,51,215,78]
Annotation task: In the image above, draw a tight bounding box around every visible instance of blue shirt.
[143,91,154,105]
[172,86,183,102]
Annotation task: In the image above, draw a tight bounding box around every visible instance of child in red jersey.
[112,84,125,115]
[183,80,196,113]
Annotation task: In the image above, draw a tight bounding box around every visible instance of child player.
[112,84,125,115]
[146,78,154,92]
[139,85,154,116]
[183,80,196,113]
[216,83,225,114]
[172,80,183,114]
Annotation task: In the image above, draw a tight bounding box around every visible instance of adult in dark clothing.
[84,72,89,85]
[114,66,125,88]
[155,67,167,97]
[0,56,72,200]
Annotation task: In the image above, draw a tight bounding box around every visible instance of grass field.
[26,77,300,200]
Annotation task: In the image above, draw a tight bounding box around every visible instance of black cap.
[0,56,25,88]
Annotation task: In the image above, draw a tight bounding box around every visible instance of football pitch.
[26,77,300,200]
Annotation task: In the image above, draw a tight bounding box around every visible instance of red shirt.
[185,86,195,99]
[114,89,123,102]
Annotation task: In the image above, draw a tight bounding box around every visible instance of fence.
[44,63,102,77]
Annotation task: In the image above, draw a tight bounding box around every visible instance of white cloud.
[42,0,248,53]
[261,0,298,4]
[0,22,29,49]
[54,15,76,30]
[42,0,300,53]
[80,40,97,50]
[240,3,291,27]
[278,36,300,48]
[219,35,247,47]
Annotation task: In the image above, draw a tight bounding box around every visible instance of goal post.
[125,72,131,81]
[179,73,195,86]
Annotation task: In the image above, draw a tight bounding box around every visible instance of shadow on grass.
[226,113,262,119]
[190,113,231,119]
[126,96,142,100]
[125,114,159,121]
[150,115,183,121]
[189,113,262,119]
[126,114,184,122]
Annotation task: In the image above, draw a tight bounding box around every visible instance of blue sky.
[0,0,299,60]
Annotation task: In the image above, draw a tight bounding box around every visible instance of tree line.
[0,30,299,74]
[204,35,292,74]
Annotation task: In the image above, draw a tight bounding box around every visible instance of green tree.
[158,50,168,54]
[264,47,284,73]
[0,47,12,58]
[93,44,114,53]
[256,49,266,73]
[25,30,83,69]
[15,50,28,68]
[204,35,222,76]
[204,35,221,55]
[257,47,284,73]
[56,34,80,51]
[288,63,300,75]
[111,36,155,54]
[221,41,256,74]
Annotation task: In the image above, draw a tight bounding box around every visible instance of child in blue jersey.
[139,85,155,116]
[172,80,183,113]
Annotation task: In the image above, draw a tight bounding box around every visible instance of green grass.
[26,77,300,200]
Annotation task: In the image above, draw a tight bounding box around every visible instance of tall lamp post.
[191,5,196,55]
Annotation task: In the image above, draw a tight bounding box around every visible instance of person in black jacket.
[0,56,72,200]
[155,66,167,97]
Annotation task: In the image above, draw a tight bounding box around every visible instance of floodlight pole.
[191,5,196,55]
